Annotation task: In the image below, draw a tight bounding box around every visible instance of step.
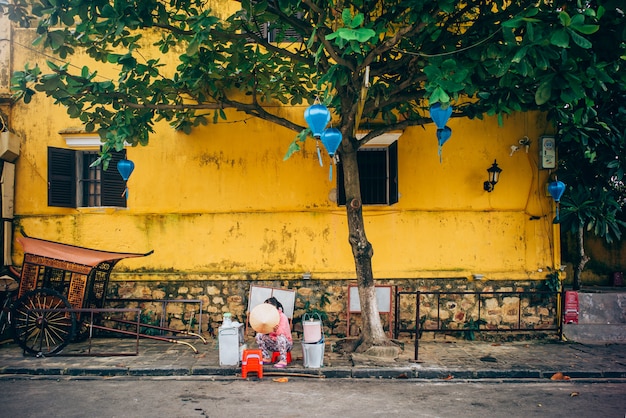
[577,292,626,325]
[563,324,626,344]
[563,291,626,344]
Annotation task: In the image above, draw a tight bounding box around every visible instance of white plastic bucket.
[302,313,323,343]
[302,338,325,368]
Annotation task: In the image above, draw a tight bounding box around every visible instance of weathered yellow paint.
[8,25,560,284]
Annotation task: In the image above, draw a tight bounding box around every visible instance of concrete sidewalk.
[1,334,625,381]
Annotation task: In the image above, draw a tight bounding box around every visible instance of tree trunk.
[341,146,390,352]
[572,224,589,291]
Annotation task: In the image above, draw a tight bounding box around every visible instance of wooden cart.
[11,236,206,356]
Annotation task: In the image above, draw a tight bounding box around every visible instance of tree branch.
[125,98,306,133]
[315,26,356,72]
[362,23,424,69]
[301,0,323,15]
[364,79,428,113]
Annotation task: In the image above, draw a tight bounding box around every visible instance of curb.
[2,365,626,380]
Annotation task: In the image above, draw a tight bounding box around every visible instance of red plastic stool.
[241,349,263,379]
[271,351,292,364]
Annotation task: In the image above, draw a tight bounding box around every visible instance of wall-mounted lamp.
[483,160,502,192]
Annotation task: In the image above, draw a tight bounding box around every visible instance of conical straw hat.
[249,303,280,334]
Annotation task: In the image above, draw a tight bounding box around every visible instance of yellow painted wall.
[8,26,560,284]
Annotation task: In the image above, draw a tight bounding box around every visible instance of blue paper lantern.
[117,159,135,199]
[430,103,453,129]
[320,128,342,181]
[304,104,331,137]
[321,128,342,157]
[548,180,566,202]
[117,159,135,180]
[548,180,566,222]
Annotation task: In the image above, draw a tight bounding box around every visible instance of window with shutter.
[337,141,399,206]
[48,147,127,208]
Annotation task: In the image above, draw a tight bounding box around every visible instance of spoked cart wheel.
[11,289,76,356]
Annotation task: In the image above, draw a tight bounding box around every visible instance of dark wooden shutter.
[388,141,399,205]
[101,150,127,207]
[48,147,77,208]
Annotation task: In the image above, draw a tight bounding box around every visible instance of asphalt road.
[0,377,624,418]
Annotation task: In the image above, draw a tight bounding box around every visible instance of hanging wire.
[392,28,502,58]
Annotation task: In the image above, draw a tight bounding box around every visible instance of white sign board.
[348,285,392,313]
[247,285,295,319]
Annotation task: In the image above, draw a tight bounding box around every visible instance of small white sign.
[349,285,392,313]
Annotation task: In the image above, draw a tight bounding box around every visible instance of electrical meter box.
[540,136,556,169]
